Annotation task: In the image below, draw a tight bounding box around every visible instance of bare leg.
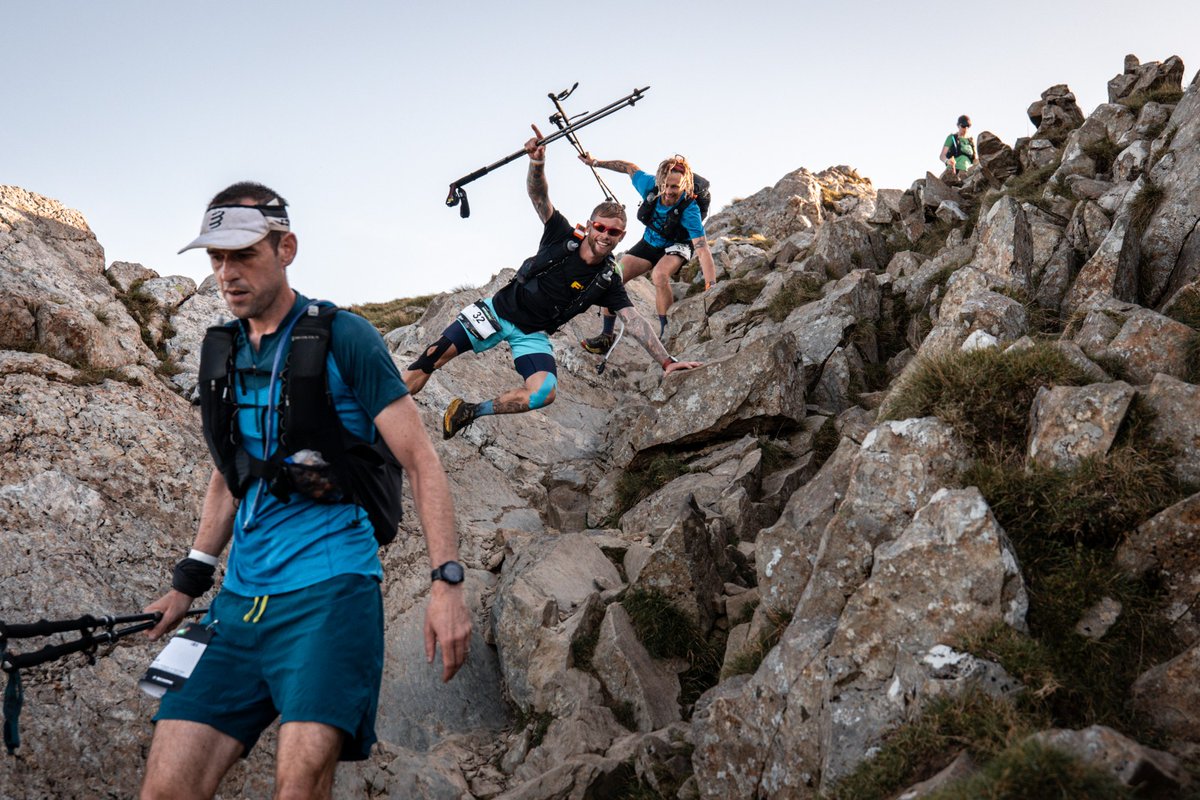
[484,371,557,415]
[141,720,243,800]
[402,341,461,395]
[273,721,343,800]
[650,254,687,317]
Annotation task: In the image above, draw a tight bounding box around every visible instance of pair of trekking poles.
[444,83,646,372]
[1,608,207,754]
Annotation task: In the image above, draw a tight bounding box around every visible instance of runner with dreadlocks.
[578,154,718,352]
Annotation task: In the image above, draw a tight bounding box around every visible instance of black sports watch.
[431,560,465,585]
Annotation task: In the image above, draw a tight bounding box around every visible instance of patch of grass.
[994,287,1062,335]
[115,280,185,383]
[623,587,721,708]
[614,454,691,517]
[811,416,840,470]
[822,186,852,210]
[1081,137,1121,175]
[570,629,600,672]
[349,294,436,333]
[765,273,824,322]
[1119,87,1185,113]
[707,278,765,314]
[758,437,791,471]
[612,700,639,732]
[927,739,1135,800]
[513,707,554,748]
[1002,163,1058,209]
[879,344,1091,457]
[912,219,954,258]
[721,607,792,678]
[825,690,1041,800]
[1128,180,1164,235]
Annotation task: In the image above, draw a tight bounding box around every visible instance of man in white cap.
[139,181,471,800]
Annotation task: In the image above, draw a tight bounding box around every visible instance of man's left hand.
[665,360,703,374]
[425,582,472,682]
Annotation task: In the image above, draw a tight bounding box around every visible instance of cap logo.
[208,209,225,229]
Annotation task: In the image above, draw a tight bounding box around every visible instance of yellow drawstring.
[242,596,270,623]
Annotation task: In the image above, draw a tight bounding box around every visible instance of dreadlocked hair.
[656,156,695,197]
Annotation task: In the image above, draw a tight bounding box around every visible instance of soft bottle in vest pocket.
[456,300,501,340]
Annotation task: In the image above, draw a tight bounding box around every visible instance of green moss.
[513,708,554,748]
[930,739,1134,800]
[349,294,436,333]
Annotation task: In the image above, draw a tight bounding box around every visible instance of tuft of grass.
[571,629,600,672]
[912,219,954,258]
[349,294,436,333]
[1128,180,1165,234]
[1081,137,1121,175]
[766,273,824,322]
[513,707,554,748]
[825,691,1041,800]
[707,278,766,314]
[721,607,792,679]
[880,344,1091,457]
[757,437,792,471]
[115,280,185,383]
[811,416,840,470]
[993,287,1062,335]
[1119,87,1185,113]
[1002,163,1058,210]
[926,739,1135,800]
[614,454,691,517]
[623,588,721,708]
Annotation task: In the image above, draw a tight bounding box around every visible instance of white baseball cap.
[178,203,291,254]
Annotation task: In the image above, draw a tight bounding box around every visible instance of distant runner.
[577,153,718,352]
[940,115,977,178]
[403,126,700,441]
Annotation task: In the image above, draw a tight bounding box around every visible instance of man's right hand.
[524,124,546,162]
[144,589,195,641]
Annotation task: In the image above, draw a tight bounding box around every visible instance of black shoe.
[442,398,477,440]
[580,332,615,355]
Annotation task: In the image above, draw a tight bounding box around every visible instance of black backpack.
[510,227,619,332]
[197,304,404,546]
[635,173,712,243]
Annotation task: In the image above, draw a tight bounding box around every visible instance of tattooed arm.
[615,307,702,373]
[524,125,554,223]
[693,237,718,289]
[579,155,639,175]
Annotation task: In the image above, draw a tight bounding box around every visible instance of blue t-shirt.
[222,293,409,595]
[631,170,706,248]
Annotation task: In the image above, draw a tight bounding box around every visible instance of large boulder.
[1107,54,1186,104]
[974,196,1033,291]
[1026,382,1136,470]
[1117,491,1200,642]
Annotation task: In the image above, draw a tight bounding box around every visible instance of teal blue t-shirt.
[222,293,409,595]
[631,170,706,248]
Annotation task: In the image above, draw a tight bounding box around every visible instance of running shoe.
[580,332,615,355]
[442,398,477,440]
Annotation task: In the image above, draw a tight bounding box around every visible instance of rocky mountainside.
[2,53,1199,799]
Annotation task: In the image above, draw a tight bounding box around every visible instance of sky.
[4,1,1197,306]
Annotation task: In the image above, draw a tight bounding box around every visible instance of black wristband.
[172,558,216,598]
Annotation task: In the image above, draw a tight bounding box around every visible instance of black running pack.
[197,304,404,546]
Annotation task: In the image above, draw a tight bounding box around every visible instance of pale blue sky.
[4,1,1196,305]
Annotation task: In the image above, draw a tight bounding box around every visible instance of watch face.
[437,561,465,583]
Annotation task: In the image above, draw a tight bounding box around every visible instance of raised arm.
[579,155,639,175]
[375,394,472,682]
[615,306,702,374]
[525,124,554,223]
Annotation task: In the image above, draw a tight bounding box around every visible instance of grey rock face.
[1026,382,1135,470]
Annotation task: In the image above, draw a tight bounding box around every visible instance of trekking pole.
[2,608,208,754]
[445,85,649,218]
[596,317,625,375]
[547,83,618,203]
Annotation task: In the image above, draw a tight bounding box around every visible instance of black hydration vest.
[197,304,404,546]
[635,174,712,243]
[512,226,620,332]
